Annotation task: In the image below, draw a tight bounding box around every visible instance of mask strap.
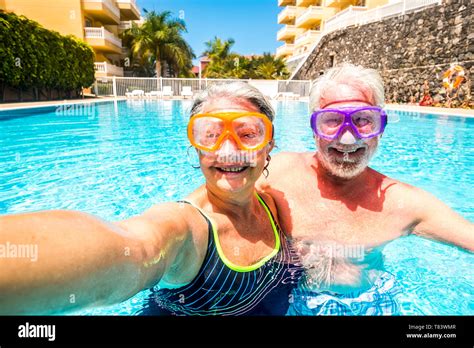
[320,99,372,109]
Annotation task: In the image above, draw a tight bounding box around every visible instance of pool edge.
[0,97,127,111]
[1,98,472,118]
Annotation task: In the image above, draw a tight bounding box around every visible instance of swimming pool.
[0,100,472,315]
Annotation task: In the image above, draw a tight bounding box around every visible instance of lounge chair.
[181,86,193,99]
[125,89,145,98]
[290,93,301,100]
[276,92,300,100]
[145,90,162,99]
[162,86,173,98]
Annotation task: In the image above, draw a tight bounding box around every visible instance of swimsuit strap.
[177,192,281,273]
[176,199,213,228]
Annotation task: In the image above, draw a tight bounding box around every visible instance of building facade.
[0,0,141,77]
[291,0,471,106]
[276,0,390,72]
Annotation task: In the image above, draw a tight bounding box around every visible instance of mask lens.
[317,111,344,136]
[232,116,266,149]
[351,109,381,136]
[192,117,225,148]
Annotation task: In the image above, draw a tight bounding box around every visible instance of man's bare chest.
[279,192,412,246]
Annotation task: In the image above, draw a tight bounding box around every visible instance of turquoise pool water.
[0,100,472,315]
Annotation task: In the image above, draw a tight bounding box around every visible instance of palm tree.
[200,39,289,79]
[250,53,289,79]
[123,10,195,77]
[202,37,235,78]
[203,37,235,61]
[255,61,278,79]
[223,54,250,78]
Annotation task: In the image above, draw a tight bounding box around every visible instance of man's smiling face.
[315,84,381,180]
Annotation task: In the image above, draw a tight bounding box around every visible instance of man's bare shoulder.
[272,151,312,161]
[368,168,432,206]
[257,152,314,193]
[270,151,313,171]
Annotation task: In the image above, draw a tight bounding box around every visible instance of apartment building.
[277,0,390,70]
[0,0,141,77]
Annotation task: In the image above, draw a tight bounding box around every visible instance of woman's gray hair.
[309,63,385,111]
[189,81,275,122]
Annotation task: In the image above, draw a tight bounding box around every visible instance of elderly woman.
[0,82,303,315]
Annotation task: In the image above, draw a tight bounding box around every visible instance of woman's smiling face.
[196,97,273,194]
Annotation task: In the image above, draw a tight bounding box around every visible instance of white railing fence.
[94,62,107,73]
[323,6,367,33]
[94,62,124,76]
[84,27,104,38]
[84,27,122,47]
[92,77,312,99]
[290,0,443,79]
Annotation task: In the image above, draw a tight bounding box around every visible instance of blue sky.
[137,0,281,64]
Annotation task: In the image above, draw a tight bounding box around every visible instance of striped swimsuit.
[138,193,304,316]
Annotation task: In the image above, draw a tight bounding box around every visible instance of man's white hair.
[309,63,385,111]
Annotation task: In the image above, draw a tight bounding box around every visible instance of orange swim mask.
[187,112,273,152]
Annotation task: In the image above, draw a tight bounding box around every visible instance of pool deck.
[0,97,473,117]
[0,97,127,111]
[384,104,474,118]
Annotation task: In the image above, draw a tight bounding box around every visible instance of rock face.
[293,0,472,106]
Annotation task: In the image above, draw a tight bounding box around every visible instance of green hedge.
[0,11,95,100]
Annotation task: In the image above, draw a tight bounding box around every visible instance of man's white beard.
[317,147,376,180]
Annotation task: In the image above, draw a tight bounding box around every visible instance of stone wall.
[293,0,473,107]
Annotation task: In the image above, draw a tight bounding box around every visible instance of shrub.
[0,12,95,101]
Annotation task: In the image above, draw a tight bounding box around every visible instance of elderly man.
[258,64,473,315]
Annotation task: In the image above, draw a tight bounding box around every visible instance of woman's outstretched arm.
[0,203,203,314]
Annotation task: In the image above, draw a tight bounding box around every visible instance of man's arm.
[0,203,202,314]
[410,188,474,252]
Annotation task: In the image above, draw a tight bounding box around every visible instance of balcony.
[325,0,359,7]
[81,0,120,24]
[294,29,320,47]
[294,44,313,56]
[278,6,298,24]
[277,25,304,41]
[296,5,335,28]
[115,0,140,20]
[278,0,295,5]
[122,47,130,56]
[326,5,367,22]
[84,27,122,54]
[94,62,124,77]
[285,52,308,64]
[276,43,295,58]
[296,0,322,6]
[119,20,132,30]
